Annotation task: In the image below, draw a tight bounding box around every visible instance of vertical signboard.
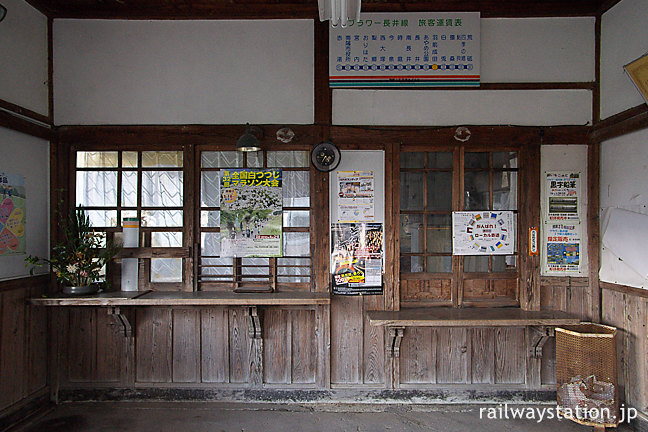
[0,172,26,256]
[329,12,480,88]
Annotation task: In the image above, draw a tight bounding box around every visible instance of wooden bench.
[367,307,581,359]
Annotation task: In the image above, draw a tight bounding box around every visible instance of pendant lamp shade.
[236,124,262,152]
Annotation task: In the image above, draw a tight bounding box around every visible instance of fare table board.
[329,12,480,88]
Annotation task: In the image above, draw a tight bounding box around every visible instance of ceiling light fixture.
[318,0,361,28]
[236,123,263,152]
[0,4,7,22]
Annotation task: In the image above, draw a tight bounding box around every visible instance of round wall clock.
[311,141,341,172]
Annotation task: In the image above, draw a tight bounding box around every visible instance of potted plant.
[26,209,120,295]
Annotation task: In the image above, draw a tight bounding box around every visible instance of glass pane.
[283,171,310,207]
[142,151,183,168]
[121,210,137,220]
[493,152,518,169]
[201,151,242,168]
[141,210,183,227]
[201,210,220,227]
[123,151,138,168]
[493,172,517,210]
[151,258,182,282]
[283,210,309,227]
[426,214,452,253]
[201,232,221,256]
[76,171,117,207]
[493,255,517,272]
[465,152,489,169]
[428,152,453,169]
[142,171,183,207]
[400,152,424,168]
[464,256,489,272]
[400,256,423,273]
[201,171,220,207]
[399,214,423,253]
[151,232,182,247]
[278,257,310,267]
[121,171,137,207]
[464,171,490,210]
[426,256,452,273]
[400,172,424,210]
[283,232,310,256]
[426,172,452,211]
[83,210,117,227]
[247,152,263,168]
[201,257,233,278]
[267,151,309,168]
[76,151,118,168]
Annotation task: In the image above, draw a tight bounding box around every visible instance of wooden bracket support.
[108,306,132,338]
[248,306,262,339]
[387,327,405,358]
[247,306,263,388]
[528,326,554,358]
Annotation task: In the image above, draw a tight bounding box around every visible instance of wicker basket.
[555,323,619,428]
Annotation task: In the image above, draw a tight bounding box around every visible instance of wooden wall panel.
[95,310,123,383]
[172,309,200,383]
[136,308,172,383]
[228,307,250,384]
[436,328,468,384]
[400,327,435,384]
[471,328,495,384]
[291,309,316,384]
[400,279,451,304]
[494,328,525,384]
[0,289,26,410]
[362,295,384,385]
[263,309,290,384]
[66,308,96,382]
[200,308,229,383]
[26,286,48,395]
[330,296,362,385]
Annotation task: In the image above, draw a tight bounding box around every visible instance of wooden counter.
[30,290,331,307]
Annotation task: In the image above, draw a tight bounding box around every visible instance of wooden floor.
[16,402,636,432]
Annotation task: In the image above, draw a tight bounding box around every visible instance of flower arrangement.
[26,209,120,288]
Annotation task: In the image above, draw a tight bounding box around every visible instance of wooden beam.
[314,20,332,125]
[591,104,648,142]
[587,141,601,322]
[0,110,52,141]
[601,281,648,300]
[0,275,49,294]
[0,99,50,126]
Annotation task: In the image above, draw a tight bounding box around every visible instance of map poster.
[331,223,383,295]
[546,172,580,221]
[220,169,282,257]
[452,211,514,255]
[337,170,375,222]
[0,172,26,256]
[545,222,581,274]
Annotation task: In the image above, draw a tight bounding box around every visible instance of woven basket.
[555,323,619,427]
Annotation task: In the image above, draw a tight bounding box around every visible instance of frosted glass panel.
[201,171,220,207]
[267,151,308,167]
[201,151,242,168]
[141,210,183,227]
[76,171,117,207]
[142,151,183,167]
[152,232,182,247]
[201,211,220,227]
[283,232,309,256]
[77,151,118,168]
[121,171,137,207]
[283,211,309,227]
[151,258,182,282]
[400,172,424,210]
[283,171,310,207]
[142,171,183,207]
[201,232,221,256]
[84,210,117,227]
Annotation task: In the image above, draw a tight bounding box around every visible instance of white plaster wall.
[540,145,588,276]
[601,129,648,214]
[481,18,595,83]
[333,89,592,126]
[0,127,49,281]
[601,0,648,120]
[0,0,48,115]
[53,19,314,125]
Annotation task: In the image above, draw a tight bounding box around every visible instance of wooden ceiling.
[28,0,617,19]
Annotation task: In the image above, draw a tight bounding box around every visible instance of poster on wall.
[329,12,480,88]
[220,169,282,257]
[0,172,26,256]
[331,223,383,295]
[336,171,375,222]
[545,172,580,221]
[452,211,514,255]
[545,222,582,274]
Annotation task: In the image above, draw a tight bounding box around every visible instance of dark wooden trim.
[0,99,50,125]
[591,104,648,142]
[519,136,541,311]
[0,110,52,140]
[587,142,601,322]
[0,392,52,431]
[314,20,332,125]
[598,0,623,15]
[601,281,648,300]
[0,275,50,293]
